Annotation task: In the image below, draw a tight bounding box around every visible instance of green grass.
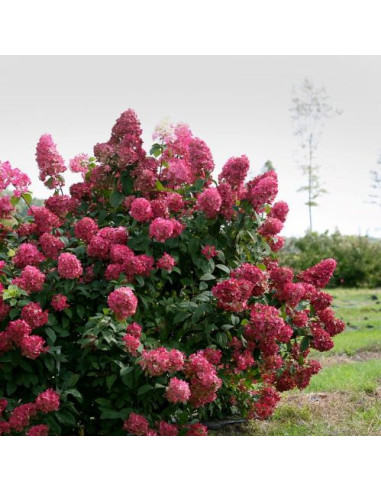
[306,359,381,393]
[323,288,381,355]
[242,396,381,436]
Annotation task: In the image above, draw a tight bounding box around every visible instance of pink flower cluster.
[139,347,185,376]
[130,198,153,222]
[0,160,31,196]
[246,170,278,212]
[39,233,65,259]
[0,318,49,360]
[87,226,128,259]
[36,134,67,188]
[197,188,222,219]
[298,258,337,289]
[0,389,59,436]
[13,243,45,269]
[46,194,78,219]
[165,377,191,403]
[13,266,46,293]
[29,206,60,235]
[123,413,151,436]
[51,294,69,311]
[21,302,48,328]
[57,253,83,279]
[247,304,293,346]
[248,387,281,420]
[156,253,176,271]
[218,155,250,188]
[75,217,99,243]
[201,244,218,260]
[212,278,253,312]
[184,353,222,408]
[69,153,89,175]
[231,263,268,297]
[123,322,143,356]
[149,218,183,242]
[107,287,138,320]
[0,196,14,219]
[94,109,145,168]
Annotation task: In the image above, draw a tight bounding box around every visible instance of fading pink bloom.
[36,134,66,188]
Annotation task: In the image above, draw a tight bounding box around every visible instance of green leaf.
[100,410,122,420]
[200,273,215,281]
[192,304,209,323]
[10,195,20,207]
[156,180,164,191]
[95,398,110,406]
[77,304,85,320]
[150,143,163,157]
[9,308,19,319]
[138,384,153,396]
[56,410,77,427]
[110,190,124,207]
[45,327,57,344]
[105,374,116,390]
[66,373,80,388]
[21,192,33,206]
[120,365,134,377]
[216,264,230,274]
[65,389,83,402]
[64,308,73,319]
[216,332,228,348]
[173,311,191,324]
[300,336,310,352]
[121,172,133,195]
[44,357,55,372]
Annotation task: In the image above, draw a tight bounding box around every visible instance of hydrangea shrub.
[0,110,344,436]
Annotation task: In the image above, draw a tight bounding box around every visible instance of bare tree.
[290,79,341,231]
[368,153,381,209]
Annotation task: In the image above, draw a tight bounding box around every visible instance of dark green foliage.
[280,231,381,288]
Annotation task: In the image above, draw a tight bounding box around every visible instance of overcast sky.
[0,56,380,237]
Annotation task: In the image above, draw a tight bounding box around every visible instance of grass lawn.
[216,288,381,436]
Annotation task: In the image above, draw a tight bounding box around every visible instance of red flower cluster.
[21,302,49,328]
[122,322,143,356]
[107,287,138,321]
[165,377,191,403]
[0,389,59,435]
[201,244,218,260]
[0,160,31,196]
[1,318,49,360]
[184,353,222,408]
[123,413,151,436]
[212,278,253,312]
[298,258,337,289]
[57,252,83,279]
[139,347,185,376]
[149,218,183,242]
[51,294,69,311]
[13,243,45,269]
[219,155,250,188]
[75,217,99,242]
[39,233,65,259]
[197,188,222,219]
[156,252,176,271]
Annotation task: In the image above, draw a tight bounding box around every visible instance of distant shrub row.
[279,232,381,288]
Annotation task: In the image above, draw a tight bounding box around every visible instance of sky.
[0,56,380,237]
